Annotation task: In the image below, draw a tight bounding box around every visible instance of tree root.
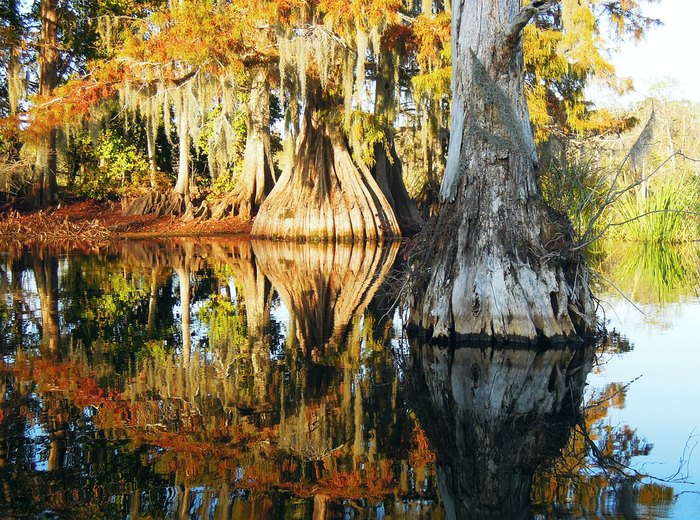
[182,191,253,222]
[122,191,189,217]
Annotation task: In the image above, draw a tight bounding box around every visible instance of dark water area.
[0,239,696,519]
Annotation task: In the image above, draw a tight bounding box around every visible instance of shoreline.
[0,199,252,243]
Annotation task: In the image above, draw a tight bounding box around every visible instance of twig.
[594,271,647,317]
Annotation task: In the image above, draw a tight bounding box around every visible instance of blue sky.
[592,0,699,106]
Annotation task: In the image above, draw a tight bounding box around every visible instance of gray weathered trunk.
[410,0,595,343]
[406,342,594,519]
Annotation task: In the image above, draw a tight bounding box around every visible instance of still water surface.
[0,239,697,518]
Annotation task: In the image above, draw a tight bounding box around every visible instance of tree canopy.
[0,0,661,236]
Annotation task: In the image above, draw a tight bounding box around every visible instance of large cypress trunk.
[251,90,400,241]
[409,0,595,344]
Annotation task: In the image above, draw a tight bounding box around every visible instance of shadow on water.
[0,239,683,518]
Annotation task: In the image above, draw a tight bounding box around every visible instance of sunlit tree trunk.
[145,117,158,188]
[208,67,276,221]
[174,94,190,197]
[125,95,190,217]
[410,0,595,343]
[252,87,400,241]
[31,0,59,208]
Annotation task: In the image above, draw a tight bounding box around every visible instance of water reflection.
[594,241,700,308]
[406,341,594,519]
[0,239,440,518]
[0,239,685,518]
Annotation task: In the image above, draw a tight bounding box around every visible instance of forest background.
[0,0,698,244]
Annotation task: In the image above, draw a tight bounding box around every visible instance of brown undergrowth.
[0,199,251,245]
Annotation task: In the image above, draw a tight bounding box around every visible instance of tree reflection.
[406,341,595,519]
[532,334,675,519]
[0,240,680,518]
[0,239,441,518]
[32,250,61,356]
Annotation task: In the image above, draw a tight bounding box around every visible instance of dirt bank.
[0,200,251,245]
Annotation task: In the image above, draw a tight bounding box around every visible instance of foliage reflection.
[0,240,680,518]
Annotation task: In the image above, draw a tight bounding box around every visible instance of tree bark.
[207,67,276,221]
[30,0,59,208]
[409,0,595,344]
[174,99,190,196]
[145,117,158,189]
[251,89,400,241]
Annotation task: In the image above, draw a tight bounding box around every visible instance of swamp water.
[0,239,697,519]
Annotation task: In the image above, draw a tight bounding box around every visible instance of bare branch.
[496,1,557,73]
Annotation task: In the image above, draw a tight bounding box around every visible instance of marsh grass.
[540,156,610,241]
[608,171,698,243]
[542,152,699,246]
[594,241,700,307]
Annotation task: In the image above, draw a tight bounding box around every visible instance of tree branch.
[507,0,557,43]
[497,1,557,73]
